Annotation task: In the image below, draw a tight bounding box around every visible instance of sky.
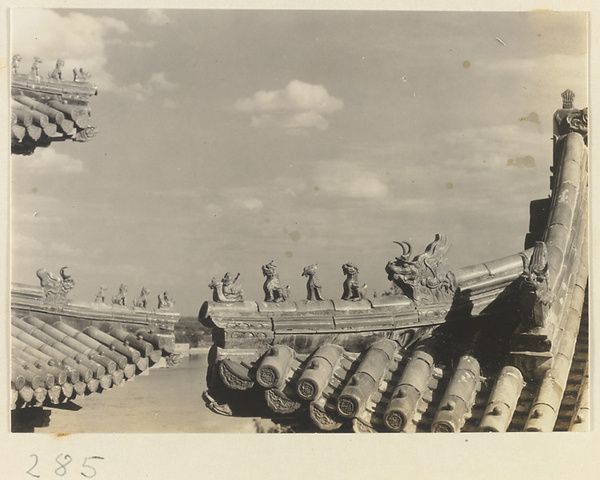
[10,9,588,316]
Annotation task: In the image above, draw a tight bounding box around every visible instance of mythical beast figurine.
[302,264,324,301]
[208,272,244,302]
[341,263,367,301]
[36,266,75,307]
[262,261,290,303]
[385,234,454,304]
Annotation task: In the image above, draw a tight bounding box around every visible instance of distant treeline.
[174,316,213,347]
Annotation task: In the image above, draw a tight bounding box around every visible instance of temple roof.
[199,94,590,433]
[10,268,181,432]
[10,312,179,431]
[11,55,99,155]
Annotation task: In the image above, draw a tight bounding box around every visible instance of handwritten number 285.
[26,454,104,478]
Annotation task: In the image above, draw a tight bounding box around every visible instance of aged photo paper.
[2,1,598,479]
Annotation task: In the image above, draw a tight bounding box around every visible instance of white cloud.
[12,10,130,89]
[288,111,330,130]
[13,147,84,174]
[162,98,177,109]
[236,80,344,133]
[115,72,178,102]
[144,9,172,26]
[238,198,263,212]
[314,162,389,200]
[148,72,177,90]
[236,80,343,113]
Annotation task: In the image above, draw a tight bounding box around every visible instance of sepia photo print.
[8,7,590,443]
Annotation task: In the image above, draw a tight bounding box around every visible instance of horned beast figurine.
[385,234,454,304]
[36,266,75,306]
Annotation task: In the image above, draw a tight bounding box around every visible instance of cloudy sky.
[10,9,588,316]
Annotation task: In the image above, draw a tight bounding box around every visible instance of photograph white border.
[1,1,597,479]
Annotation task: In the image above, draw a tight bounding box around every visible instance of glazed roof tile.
[10,313,178,412]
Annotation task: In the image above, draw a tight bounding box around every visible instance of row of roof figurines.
[34,267,175,311]
[12,54,91,83]
[210,234,455,305]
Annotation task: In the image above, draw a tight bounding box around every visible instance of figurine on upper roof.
[11,54,98,155]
